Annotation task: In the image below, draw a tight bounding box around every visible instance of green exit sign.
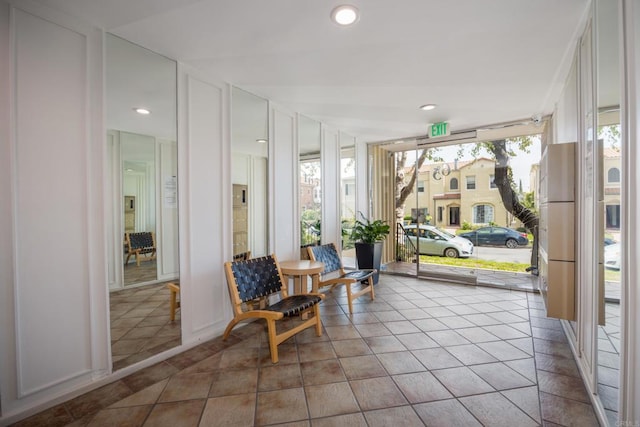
[429,122,450,138]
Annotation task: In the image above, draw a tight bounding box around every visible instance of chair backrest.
[127,232,155,250]
[233,251,252,261]
[307,243,343,275]
[225,254,286,305]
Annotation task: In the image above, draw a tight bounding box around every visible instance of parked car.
[604,237,617,246]
[458,226,529,248]
[604,243,620,270]
[404,224,474,258]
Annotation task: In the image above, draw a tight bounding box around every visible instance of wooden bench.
[307,243,376,314]
[223,254,324,363]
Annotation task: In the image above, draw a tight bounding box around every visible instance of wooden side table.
[279,260,325,294]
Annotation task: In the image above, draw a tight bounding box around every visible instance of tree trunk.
[489,140,539,273]
[395,149,430,221]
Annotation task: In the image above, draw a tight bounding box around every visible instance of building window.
[473,204,494,224]
[608,167,620,183]
[450,177,458,190]
[466,176,476,190]
[345,183,352,196]
[437,206,443,222]
[490,174,497,189]
[417,181,425,193]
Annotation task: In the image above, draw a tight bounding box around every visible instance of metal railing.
[395,223,417,263]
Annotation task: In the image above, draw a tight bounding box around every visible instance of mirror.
[106,34,180,370]
[299,115,322,257]
[340,141,356,266]
[596,0,621,423]
[231,87,269,258]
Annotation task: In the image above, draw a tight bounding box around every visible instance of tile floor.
[14,274,601,426]
[110,282,181,371]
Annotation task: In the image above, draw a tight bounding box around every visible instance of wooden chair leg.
[222,318,241,340]
[368,277,375,301]
[266,319,279,363]
[346,283,354,314]
[314,305,322,336]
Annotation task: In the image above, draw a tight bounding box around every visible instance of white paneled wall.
[271,105,297,260]
[321,128,340,246]
[1,1,108,417]
[178,70,230,342]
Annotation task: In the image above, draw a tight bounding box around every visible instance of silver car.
[404,225,474,258]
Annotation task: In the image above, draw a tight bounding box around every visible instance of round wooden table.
[280,260,325,294]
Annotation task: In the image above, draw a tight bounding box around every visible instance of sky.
[423,137,542,192]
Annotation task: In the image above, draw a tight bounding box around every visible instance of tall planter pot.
[355,241,383,284]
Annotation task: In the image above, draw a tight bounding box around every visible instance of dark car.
[459,226,529,248]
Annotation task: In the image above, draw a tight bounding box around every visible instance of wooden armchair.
[125,231,156,266]
[223,254,324,363]
[307,243,376,314]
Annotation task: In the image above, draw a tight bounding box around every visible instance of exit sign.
[429,122,450,138]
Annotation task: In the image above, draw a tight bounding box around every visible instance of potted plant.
[350,213,391,284]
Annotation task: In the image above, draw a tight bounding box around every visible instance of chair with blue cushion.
[125,231,156,266]
[223,254,324,363]
[307,243,375,314]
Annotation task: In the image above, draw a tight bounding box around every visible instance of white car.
[404,224,474,258]
[604,243,620,270]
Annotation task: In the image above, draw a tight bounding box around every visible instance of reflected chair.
[166,282,180,321]
[125,231,157,266]
[223,254,324,363]
[307,243,376,314]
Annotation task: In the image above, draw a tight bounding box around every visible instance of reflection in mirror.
[340,146,356,266]
[596,0,620,422]
[106,34,180,371]
[231,87,269,258]
[298,116,322,258]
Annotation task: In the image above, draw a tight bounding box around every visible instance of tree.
[395,148,440,221]
[474,138,539,271]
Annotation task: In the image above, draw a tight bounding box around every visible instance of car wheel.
[506,239,518,249]
[444,248,459,258]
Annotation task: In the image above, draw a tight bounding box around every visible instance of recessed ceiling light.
[134,107,151,115]
[331,5,359,26]
[419,104,437,111]
[256,139,268,144]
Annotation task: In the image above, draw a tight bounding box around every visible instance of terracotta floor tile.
[445,344,498,366]
[501,386,542,424]
[392,371,452,403]
[331,338,372,358]
[13,405,73,427]
[353,322,392,337]
[363,335,407,353]
[537,370,591,403]
[394,332,439,350]
[432,367,495,397]
[310,412,367,427]
[539,392,600,426]
[349,377,407,411]
[373,310,407,322]
[460,392,539,427]
[258,363,303,391]
[255,388,308,425]
[301,359,346,385]
[142,400,205,427]
[110,379,169,408]
[199,394,256,427]
[298,341,336,363]
[411,348,463,370]
[535,352,581,377]
[470,362,534,390]
[121,362,179,393]
[414,399,482,427]
[339,355,387,380]
[65,381,133,419]
[324,325,361,341]
[208,367,258,397]
[376,351,426,375]
[158,372,213,402]
[363,406,424,427]
[87,405,151,427]
[305,382,360,418]
[477,340,530,361]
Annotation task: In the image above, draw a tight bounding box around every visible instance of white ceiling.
[37,0,591,143]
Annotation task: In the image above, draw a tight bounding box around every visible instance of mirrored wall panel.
[106,34,180,370]
[299,115,322,256]
[231,87,269,258]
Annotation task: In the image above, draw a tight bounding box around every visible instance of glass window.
[490,174,497,189]
[473,204,494,224]
[466,176,476,190]
[608,167,620,183]
[417,181,425,193]
[449,177,458,190]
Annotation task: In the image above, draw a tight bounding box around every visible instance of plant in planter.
[350,213,391,284]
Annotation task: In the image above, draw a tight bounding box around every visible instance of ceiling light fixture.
[134,107,151,115]
[419,104,436,111]
[331,5,359,26]
[256,139,268,144]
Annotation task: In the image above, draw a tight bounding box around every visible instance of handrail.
[395,223,417,263]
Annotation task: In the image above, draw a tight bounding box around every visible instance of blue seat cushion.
[343,270,375,281]
[266,295,322,317]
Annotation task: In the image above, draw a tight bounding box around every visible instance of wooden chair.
[125,231,156,266]
[166,282,180,321]
[307,243,376,314]
[223,254,324,363]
